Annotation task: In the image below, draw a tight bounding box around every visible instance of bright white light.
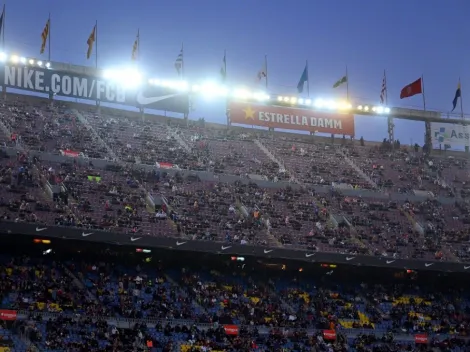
[364,106,369,111]
[314,99,324,108]
[376,106,384,114]
[37,61,43,66]
[283,96,290,102]
[357,105,363,110]
[10,55,19,63]
[0,52,6,61]
[201,82,228,97]
[45,62,51,68]
[104,67,142,88]
[233,88,250,100]
[277,96,283,102]
[290,97,297,104]
[384,107,391,113]
[174,81,189,91]
[253,92,269,101]
[192,84,201,92]
[325,100,337,109]
[305,99,312,105]
[28,59,34,65]
[298,99,304,105]
[20,57,26,64]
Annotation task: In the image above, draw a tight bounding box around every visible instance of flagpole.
[48,13,51,62]
[306,60,310,97]
[459,77,464,119]
[421,74,426,111]
[2,4,5,51]
[181,42,184,79]
[346,65,349,101]
[137,29,140,63]
[265,54,268,89]
[95,20,98,69]
[224,49,227,80]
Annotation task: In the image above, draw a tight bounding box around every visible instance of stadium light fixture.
[10,55,19,64]
[0,52,6,62]
[28,59,35,65]
[37,61,43,67]
[45,62,51,68]
[20,57,26,64]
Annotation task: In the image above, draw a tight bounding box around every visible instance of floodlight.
[45,62,51,68]
[20,57,26,64]
[283,96,290,102]
[376,106,384,114]
[253,92,269,101]
[277,96,283,101]
[290,97,297,104]
[37,61,43,66]
[325,100,337,109]
[364,106,369,111]
[384,107,391,113]
[298,99,304,105]
[314,99,324,108]
[10,55,19,63]
[357,105,363,110]
[233,88,250,99]
[0,52,6,61]
[305,99,312,105]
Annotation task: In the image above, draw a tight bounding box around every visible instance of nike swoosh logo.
[264,250,273,254]
[136,93,179,106]
[36,227,47,232]
[176,241,187,246]
[464,266,470,270]
[386,260,395,264]
[130,237,141,242]
[305,253,315,258]
[221,246,231,251]
[346,257,355,261]
[424,263,433,267]
[82,232,93,237]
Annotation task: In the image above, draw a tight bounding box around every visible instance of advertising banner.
[0,63,189,114]
[60,149,80,157]
[431,122,470,147]
[223,325,239,336]
[323,330,336,340]
[228,100,355,135]
[0,309,17,321]
[414,334,428,344]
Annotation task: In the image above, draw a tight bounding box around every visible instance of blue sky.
[3,0,469,145]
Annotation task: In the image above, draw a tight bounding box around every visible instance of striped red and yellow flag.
[86,25,96,59]
[40,19,50,54]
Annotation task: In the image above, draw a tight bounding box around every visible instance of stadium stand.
[1,94,470,264]
[0,236,469,352]
[2,90,470,350]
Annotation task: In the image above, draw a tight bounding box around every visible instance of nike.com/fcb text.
[3,66,126,103]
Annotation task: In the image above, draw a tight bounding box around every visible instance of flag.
[400,78,422,99]
[86,25,96,59]
[220,53,226,82]
[257,60,267,81]
[380,71,387,104]
[175,46,183,75]
[131,31,139,61]
[40,19,50,54]
[452,81,461,112]
[297,63,309,93]
[333,75,347,88]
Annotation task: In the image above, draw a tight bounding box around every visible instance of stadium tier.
[1,86,470,273]
[0,238,469,351]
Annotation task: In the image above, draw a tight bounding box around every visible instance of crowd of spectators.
[0,248,469,351]
[1,96,470,264]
